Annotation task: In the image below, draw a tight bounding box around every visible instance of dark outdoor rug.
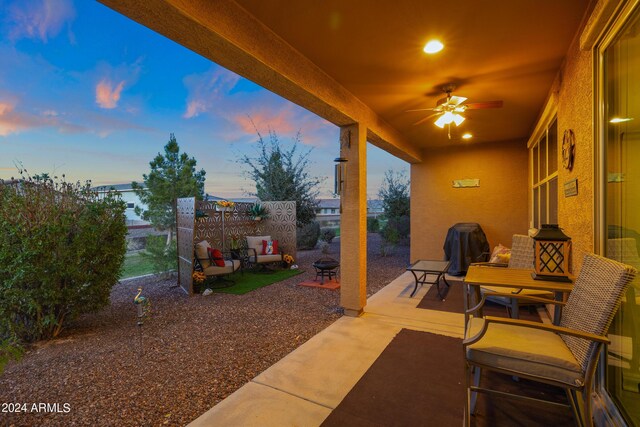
[417,280,542,322]
[321,329,573,427]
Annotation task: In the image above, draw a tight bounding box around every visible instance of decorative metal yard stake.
[133,287,150,326]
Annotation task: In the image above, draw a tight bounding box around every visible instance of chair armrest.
[463,315,610,347]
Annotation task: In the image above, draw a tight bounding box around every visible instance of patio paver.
[189,271,466,426]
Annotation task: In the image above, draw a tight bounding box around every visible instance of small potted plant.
[229,235,243,259]
[195,209,209,221]
[216,200,235,212]
[192,271,206,293]
[249,203,269,221]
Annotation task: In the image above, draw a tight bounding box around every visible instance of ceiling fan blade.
[405,107,438,112]
[412,113,440,126]
[466,100,503,109]
[449,95,467,106]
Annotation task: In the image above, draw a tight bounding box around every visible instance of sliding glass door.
[602,5,640,424]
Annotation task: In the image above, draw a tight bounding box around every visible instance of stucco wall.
[555,35,594,274]
[410,140,529,262]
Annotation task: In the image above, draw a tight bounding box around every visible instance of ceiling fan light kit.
[407,84,502,138]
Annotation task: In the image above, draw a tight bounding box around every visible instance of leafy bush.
[378,170,410,219]
[297,221,320,249]
[386,215,410,239]
[0,174,127,342]
[238,128,321,227]
[0,338,23,374]
[367,217,380,233]
[140,235,177,275]
[320,227,337,243]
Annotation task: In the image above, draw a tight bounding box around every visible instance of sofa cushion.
[203,260,239,276]
[247,235,270,255]
[207,247,226,267]
[262,239,279,255]
[466,317,584,387]
[195,240,211,268]
[250,254,283,264]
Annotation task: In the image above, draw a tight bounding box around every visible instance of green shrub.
[0,174,127,342]
[297,221,320,249]
[388,215,410,239]
[140,235,177,275]
[0,338,23,374]
[367,217,380,233]
[319,227,337,243]
[381,220,400,243]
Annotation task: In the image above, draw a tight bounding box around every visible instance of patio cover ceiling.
[235,0,588,148]
[100,0,589,157]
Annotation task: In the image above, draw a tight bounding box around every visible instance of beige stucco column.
[339,123,367,316]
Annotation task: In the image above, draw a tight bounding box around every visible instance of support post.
[339,123,367,316]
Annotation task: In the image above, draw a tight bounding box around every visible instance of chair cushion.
[250,254,283,264]
[195,240,211,268]
[207,247,225,267]
[246,235,270,255]
[203,260,239,276]
[466,317,584,387]
[262,239,279,255]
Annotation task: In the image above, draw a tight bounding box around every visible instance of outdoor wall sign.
[564,178,578,197]
[452,178,480,188]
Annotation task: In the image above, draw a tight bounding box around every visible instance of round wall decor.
[562,129,575,171]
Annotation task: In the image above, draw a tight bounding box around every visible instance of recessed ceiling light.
[423,40,444,54]
[609,117,634,123]
[462,133,473,140]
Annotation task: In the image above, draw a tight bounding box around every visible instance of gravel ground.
[0,233,409,427]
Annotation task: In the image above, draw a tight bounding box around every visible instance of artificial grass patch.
[209,268,304,295]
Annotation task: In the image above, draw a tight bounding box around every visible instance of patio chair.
[606,238,640,379]
[194,240,240,284]
[463,253,637,427]
[245,235,284,269]
[480,234,553,318]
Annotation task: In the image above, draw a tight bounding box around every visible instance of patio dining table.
[464,265,574,325]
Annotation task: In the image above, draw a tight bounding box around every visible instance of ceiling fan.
[407,85,503,135]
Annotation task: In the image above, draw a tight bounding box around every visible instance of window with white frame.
[531,117,558,228]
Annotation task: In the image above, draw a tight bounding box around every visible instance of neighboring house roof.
[316,198,340,209]
[205,195,258,204]
[367,200,384,211]
[316,198,383,211]
[92,183,145,192]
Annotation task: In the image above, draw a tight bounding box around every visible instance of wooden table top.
[464,265,574,293]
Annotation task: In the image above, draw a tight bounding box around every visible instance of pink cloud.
[95,79,125,109]
[183,100,207,119]
[0,99,84,136]
[7,0,76,43]
[234,109,296,136]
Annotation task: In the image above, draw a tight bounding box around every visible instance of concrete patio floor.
[189,272,467,426]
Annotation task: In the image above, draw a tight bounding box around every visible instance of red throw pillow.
[261,239,279,255]
[207,247,226,267]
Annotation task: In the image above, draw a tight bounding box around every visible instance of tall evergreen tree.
[378,169,410,219]
[132,134,206,243]
[239,128,321,227]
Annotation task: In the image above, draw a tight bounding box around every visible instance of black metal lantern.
[532,224,572,282]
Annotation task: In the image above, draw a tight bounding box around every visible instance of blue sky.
[0,0,408,198]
